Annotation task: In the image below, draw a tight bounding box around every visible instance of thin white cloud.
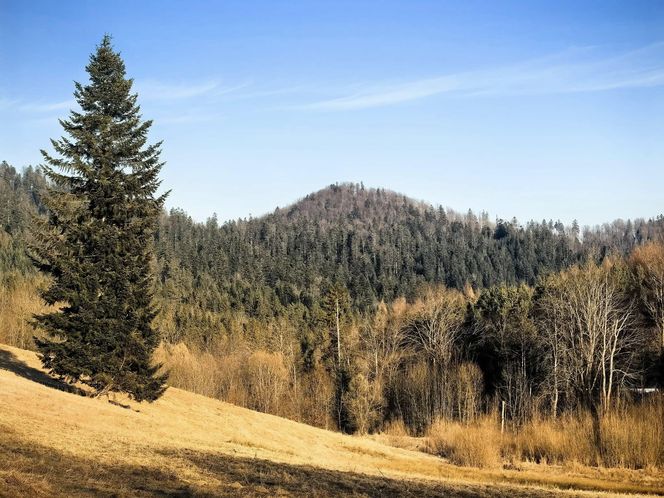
[305,76,460,111]
[135,80,248,101]
[154,112,222,125]
[25,116,66,126]
[0,97,19,110]
[225,84,311,101]
[300,42,664,111]
[19,99,76,113]
[2,78,245,118]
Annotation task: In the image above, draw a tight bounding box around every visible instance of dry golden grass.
[599,403,664,469]
[426,417,503,468]
[1,343,663,497]
[370,418,430,454]
[511,405,664,469]
[423,405,664,471]
[512,413,596,466]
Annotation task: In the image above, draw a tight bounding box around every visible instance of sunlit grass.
[1,343,663,497]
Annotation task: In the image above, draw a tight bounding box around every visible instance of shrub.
[0,272,52,350]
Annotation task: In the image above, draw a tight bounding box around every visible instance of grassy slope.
[0,344,662,498]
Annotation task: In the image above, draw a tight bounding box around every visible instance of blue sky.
[1,1,663,225]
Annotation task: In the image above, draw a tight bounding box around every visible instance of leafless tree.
[403,287,466,421]
[404,287,466,368]
[539,260,641,413]
[362,298,408,384]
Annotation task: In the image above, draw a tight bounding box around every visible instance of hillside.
[5,161,663,319]
[159,182,582,313]
[1,343,663,497]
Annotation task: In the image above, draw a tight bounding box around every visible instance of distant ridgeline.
[2,160,663,333]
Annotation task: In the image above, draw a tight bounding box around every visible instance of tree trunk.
[590,400,603,466]
[336,297,341,368]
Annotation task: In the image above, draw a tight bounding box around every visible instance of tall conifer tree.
[31,35,168,401]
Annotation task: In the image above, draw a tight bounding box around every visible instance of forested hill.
[159,184,571,313]
[156,181,662,315]
[2,161,664,324]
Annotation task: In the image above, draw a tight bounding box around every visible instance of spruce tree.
[31,35,168,401]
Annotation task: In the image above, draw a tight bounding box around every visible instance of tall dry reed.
[0,273,51,350]
[425,397,664,469]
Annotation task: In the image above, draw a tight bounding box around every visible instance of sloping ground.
[0,344,662,497]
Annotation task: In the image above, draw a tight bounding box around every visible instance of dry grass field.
[1,343,663,497]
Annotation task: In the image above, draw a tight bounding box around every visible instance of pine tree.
[31,35,168,401]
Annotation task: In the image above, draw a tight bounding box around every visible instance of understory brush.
[423,398,664,469]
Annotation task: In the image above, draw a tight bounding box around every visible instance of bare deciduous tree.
[405,287,466,368]
[362,299,408,385]
[403,287,466,422]
[539,260,641,413]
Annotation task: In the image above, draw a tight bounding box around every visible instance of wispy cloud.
[301,42,664,111]
[134,80,248,101]
[131,79,249,126]
[303,77,459,111]
[224,84,311,101]
[0,97,19,110]
[2,78,245,121]
[19,99,76,113]
[153,110,223,125]
[24,116,66,127]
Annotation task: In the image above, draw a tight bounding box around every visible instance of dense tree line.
[3,160,663,331]
[156,182,663,338]
[0,162,47,278]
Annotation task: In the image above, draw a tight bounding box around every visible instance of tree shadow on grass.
[0,349,86,396]
[0,428,540,498]
[158,448,554,498]
[0,430,197,497]
[4,414,651,497]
